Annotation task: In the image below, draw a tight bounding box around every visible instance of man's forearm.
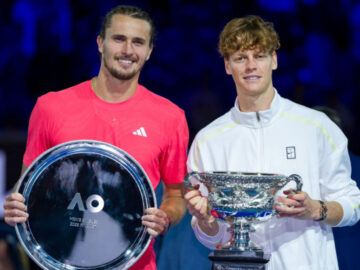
[13,163,28,191]
[312,199,344,226]
[160,197,186,226]
[197,216,219,236]
[321,201,344,226]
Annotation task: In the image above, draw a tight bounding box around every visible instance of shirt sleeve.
[159,110,189,184]
[318,120,360,227]
[23,97,52,167]
[191,216,232,250]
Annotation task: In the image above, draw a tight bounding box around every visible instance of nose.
[245,57,257,71]
[121,41,134,55]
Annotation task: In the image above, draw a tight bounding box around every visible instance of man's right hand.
[184,189,219,236]
[184,189,210,219]
[3,193,28,226]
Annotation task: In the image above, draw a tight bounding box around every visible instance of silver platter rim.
[15,139,157,270]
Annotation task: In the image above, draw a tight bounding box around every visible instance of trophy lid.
[15,140,156,270]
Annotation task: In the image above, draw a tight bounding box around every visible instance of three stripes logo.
[133,127,147,137]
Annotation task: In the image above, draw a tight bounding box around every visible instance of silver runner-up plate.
[15,140,156,270]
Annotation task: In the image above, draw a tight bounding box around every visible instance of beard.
[103,54,144,81]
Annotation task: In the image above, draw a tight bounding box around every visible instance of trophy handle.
[184,171,199,190]
[275,174,304,213]
[287,174,303,192]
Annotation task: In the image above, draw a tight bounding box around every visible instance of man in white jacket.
[185,15,360,270]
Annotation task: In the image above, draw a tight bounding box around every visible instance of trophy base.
[209,250,270,270]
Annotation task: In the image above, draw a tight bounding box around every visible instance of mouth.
[243,75,261,81]
[116,57,137,67]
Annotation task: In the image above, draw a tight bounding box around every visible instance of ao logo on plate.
[67,193,104,213]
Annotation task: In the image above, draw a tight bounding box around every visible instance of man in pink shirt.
[3,5,189,270]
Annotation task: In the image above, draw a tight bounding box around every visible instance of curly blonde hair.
[219,15,280,59]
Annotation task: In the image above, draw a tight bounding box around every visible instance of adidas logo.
[133,127,147,137]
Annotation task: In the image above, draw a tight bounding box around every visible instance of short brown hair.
[218,15,280,59]
[99,5,155,46]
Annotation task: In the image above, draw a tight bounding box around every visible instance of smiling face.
[97,14,153,81]
[225,48,277,98]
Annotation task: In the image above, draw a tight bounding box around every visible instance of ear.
[97,36,104,54]
[224,58,232,75]
[145,45,153,61]
[271,51,278,70]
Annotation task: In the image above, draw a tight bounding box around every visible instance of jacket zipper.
[256,112,264,172]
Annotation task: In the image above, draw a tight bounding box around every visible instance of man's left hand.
[275,189,320,220]
[142,208,169,237]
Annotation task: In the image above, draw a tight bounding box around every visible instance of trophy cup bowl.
[185,171,302,259]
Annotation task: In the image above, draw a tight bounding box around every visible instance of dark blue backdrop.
[1,0,360,153]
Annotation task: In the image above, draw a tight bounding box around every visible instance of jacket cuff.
[334,197,358,227]
[191,216,229,249]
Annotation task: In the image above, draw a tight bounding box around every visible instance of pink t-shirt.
[23,80,189,270]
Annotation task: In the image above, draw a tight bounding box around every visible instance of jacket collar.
[230,89,282,128]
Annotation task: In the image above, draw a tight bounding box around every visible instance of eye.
[113,35,126,42]
[235,56,245,62]
[133,39,145,46]
[256,54,266,59]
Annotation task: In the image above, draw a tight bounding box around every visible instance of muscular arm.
[13,163,28,191]
[159,182,186,227]
[142,182,186,236]
[21,163,28,175]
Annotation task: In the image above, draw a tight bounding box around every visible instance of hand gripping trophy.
[185,172,303,269]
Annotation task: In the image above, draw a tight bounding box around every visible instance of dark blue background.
[1,0,360,152]
[0,0,359,269]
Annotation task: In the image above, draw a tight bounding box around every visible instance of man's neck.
[236,88,275,112]
[93,71,139,103]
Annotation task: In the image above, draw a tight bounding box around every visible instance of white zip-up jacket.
[187,90,360,270]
